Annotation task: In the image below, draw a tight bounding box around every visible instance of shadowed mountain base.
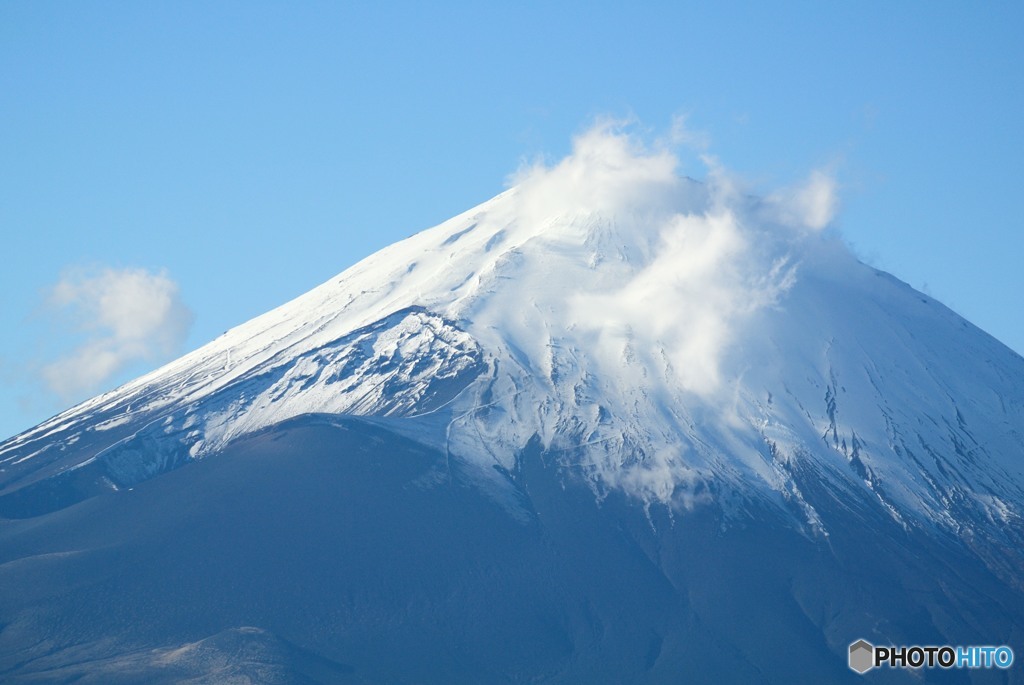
[1,416,1021,684]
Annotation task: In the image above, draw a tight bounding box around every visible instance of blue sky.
[1,2,1022,441]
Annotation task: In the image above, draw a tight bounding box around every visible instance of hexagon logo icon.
[849,639,874,674]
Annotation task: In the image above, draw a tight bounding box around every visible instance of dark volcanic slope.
[1,416,1020,684]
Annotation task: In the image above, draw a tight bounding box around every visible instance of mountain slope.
[4,131,1023,543]
[3,415,1021,684]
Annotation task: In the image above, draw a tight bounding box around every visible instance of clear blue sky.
[2,2,1022,441]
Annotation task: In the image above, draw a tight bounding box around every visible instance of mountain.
[2,129,1023,683]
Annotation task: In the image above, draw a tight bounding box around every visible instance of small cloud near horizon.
[39,266,193,401]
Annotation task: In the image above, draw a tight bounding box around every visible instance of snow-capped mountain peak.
[3,126,1023,559]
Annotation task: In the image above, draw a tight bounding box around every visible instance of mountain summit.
[2,127,1023,683]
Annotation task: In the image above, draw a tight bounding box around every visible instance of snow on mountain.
[3,124,1023,560]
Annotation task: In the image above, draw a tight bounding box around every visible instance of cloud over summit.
[503,122,839,398]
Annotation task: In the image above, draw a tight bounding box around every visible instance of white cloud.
[667,112,711,151]
[764,168,839,231]
[40,267,193,400]
[508,118,684,227]
[571,207,798,397]
[451,121,845,503]
[501,122,815,399]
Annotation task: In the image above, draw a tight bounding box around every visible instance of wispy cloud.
[40,266,193,400]
[478,120,843,502]
[506,120,836,398]
[765,168,839,231]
